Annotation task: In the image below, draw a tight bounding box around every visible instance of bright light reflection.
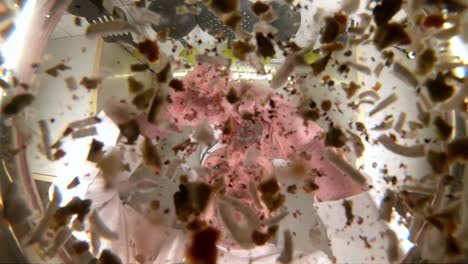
[1,0,37,70]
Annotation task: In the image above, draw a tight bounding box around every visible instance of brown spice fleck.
[287,184,297,194]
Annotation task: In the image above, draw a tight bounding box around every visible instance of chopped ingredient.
[421,14,446,28]
[71,127,97,139]
[378,189,396,222]
[447,137,468,161]
[416,49,437,75]
[252,1,270,16]
[174,182,212,221]
[133,88,155,110]
[342,199,354,226]
[68,116,101,129]
[324,149,368,187]
[369,93,398,117]
[256,33,275,58]
[39,120,53,160]
[393,62,419,87]
[377,135,425,157]
[232,40,256,60]
[87,139,104,162]
[344,81,360,99]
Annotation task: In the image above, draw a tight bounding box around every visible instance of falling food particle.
[359,235,372,249]
[232,40,256,61]
[87,139,104,162]
[287,184,297,194]
[99,249,122,264]
[252,1,270,16]
[425,72,455,103]
[374,63,384,77]
[2,93,34,115]
[65,76,78,91]
[344,81,361,99]
[369,93,398,117]
[421,14,446,28]
[347,131,365,157]
[321,15,345,44]
[67,177,80,189]
[174,182,212,221]
[168,78,185,92]
[377,134,425,157]
[416,49,437,75]
[324,149,368,187]
[256,33,275,58]
[277,230,293,264]
[53,149,66,160]
[207,0,239,14]
[373,23,410,50]
[186,226,220,264]
[127,76,144,93]
[393,62,419,87]
[226,87,241,104]
[141,137,161,172]
[433,116,453,140]
[68,116,101,129]
[39,120,53,160]
[80,77,101,90]
[303,179,319,193]
[321,100,332,111]
[118,119,140,145]
[372,0,402,26]
[371,116,394,131]
[378,189,396,222]
[258,177,286,212]
[345,61,372,75]
[311,53,332,76]
[130,63,149,72]
[45,63,71,77]
[86,20,140,39]
[137,39,160,63]
[147,90,164,123]
[325,125,347,148]
[342,199,354,226]
[156,63,171,83]
[358,90,380,101]
[71,127,97,139]
[224,12,242,30]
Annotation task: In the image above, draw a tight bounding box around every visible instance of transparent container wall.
[1,0,467,263]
